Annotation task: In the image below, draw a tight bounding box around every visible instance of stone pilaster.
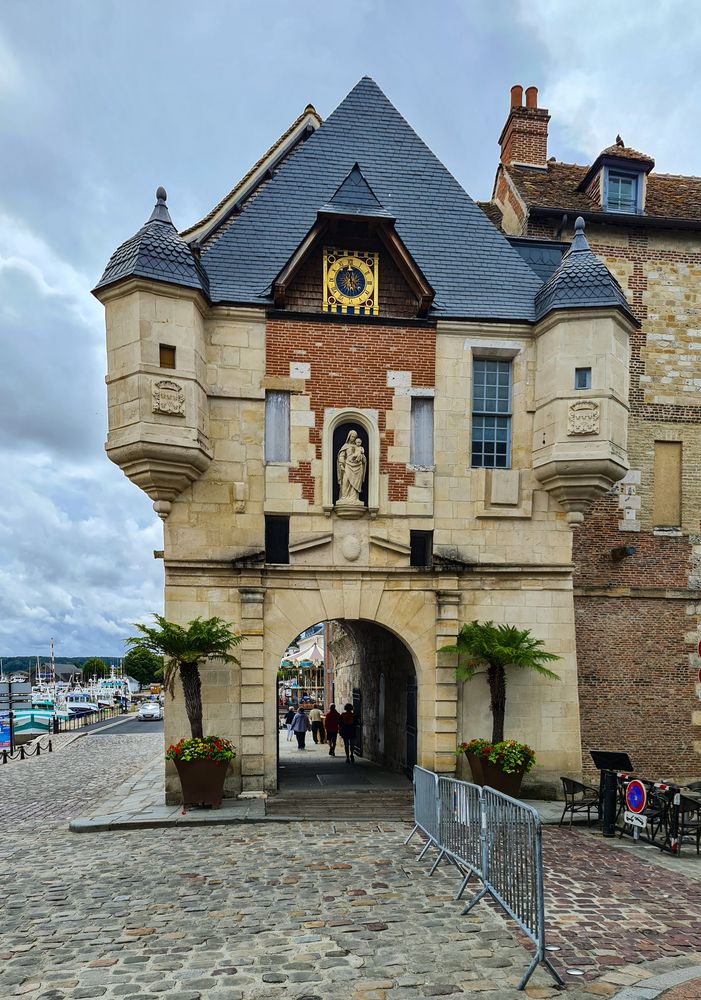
[432,586,460,773]
[238,584,267,791]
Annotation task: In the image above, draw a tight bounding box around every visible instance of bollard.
[601,770,618,837]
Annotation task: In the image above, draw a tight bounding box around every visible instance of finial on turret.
[148,186,173,225]
[575,216,585,234]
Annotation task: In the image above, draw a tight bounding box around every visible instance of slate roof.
[534,217,634,322]
[200,77,543,320]
[508,237,567,283]
[94,189,209,296]
[319,163,394,219]
[508,161,701,221]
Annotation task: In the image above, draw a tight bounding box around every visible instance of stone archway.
[330,620,417,775]
[261,579,444,792]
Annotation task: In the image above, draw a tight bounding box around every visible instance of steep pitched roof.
[94,189,209,296]
[319,163,394,219]
[200,77,542,319]
[181,104,322,241]
[534,217,634,322]
[507,161,701,222]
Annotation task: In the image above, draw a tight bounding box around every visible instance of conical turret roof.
[534,217,634,322]
[94,188,209,296]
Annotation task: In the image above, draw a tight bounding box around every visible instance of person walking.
[291,706,311,750]
[309,704,325,744]
[324,703,341,756]
[339,703,357,763]
[283,706,295,742]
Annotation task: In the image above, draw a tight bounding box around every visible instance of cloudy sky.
[1,1,698,656]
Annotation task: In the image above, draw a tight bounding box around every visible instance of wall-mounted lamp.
[611,545,637,562]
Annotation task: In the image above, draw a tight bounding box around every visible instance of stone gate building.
[95,78,635,800]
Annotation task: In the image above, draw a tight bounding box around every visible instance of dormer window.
[605,170,640,213]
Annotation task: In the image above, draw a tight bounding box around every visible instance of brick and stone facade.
[492,86,701,782]
[95,78,638,802]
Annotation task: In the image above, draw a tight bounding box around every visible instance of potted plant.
[441,621,560,794]
[126,615,244,807]
[456,737,536,796]
[166,736,237,808]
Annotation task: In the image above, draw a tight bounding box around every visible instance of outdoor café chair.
[559,777,600,827]
[678,794,701,856]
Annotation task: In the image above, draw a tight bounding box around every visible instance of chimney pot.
[525,86,538,109]
[510,85,523,109]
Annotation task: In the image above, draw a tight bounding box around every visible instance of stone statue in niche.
[337,429,367,506]
[567,400,599,436]
[153,379,185,416]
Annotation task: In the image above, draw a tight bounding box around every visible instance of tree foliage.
[83,656,108,679]
[125,616,244,739]
[123,647,163,687]
[440,620,560,743]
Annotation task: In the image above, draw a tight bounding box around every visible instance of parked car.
[137,702,162,722]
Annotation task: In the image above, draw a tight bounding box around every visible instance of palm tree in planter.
[441,621,560,794]
[126,615,244,807]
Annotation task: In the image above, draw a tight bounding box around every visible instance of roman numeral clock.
[323,248,379,315]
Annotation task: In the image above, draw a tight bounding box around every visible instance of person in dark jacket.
[339,703,357,763]
[324,704,342,756]
[284,706,295,741]
[291,707,311,749]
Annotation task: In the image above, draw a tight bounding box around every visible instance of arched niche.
[322,407,380,516]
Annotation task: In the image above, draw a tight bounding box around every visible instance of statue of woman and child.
[336,429,367,507]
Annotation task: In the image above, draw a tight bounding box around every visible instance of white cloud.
[518,1,701,173]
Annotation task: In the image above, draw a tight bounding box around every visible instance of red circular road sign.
[697,639,701,659]
[626,779,647,814]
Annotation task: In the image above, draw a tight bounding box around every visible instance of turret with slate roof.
[94,187,209,297]
[535,217,636,322]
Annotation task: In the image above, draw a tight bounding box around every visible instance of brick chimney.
[498,84,550,168]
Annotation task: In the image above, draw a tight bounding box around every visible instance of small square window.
[159,344,176,369]
[606,171,639,213]
[575,367,591,390]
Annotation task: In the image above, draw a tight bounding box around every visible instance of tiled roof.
[95,189,209,296]
[597,143,654,166]
[319,163,394,219]
[508,161,701,221]
[476,200,504,229]
[534,217,634,321]
[508,237,566,283]
[180,104,322,240]
[200,77,543,320]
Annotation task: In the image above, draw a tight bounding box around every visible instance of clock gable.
[284,221,421,318]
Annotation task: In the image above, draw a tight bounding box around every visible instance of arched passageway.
[330,620,417,777]
[276,619,418,787]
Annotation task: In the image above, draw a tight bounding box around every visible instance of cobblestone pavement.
[541,828,701,982]
[3,736,701,999]
[0,731,162,827]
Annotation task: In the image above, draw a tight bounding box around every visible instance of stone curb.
[611,965,701,999]
[60,713,133,749]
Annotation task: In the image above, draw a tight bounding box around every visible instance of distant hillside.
[0,656,123,670]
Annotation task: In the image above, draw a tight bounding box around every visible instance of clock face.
[324,251,377,312]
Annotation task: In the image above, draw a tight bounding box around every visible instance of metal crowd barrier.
[406,769,563,991]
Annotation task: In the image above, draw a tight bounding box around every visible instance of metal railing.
[2,739,52,764]
[53,705,123,733]
[406,770,563,991]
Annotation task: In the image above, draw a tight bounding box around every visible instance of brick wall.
[575,595,701,782]
[266,316,436,502]
[499,107,550,168]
